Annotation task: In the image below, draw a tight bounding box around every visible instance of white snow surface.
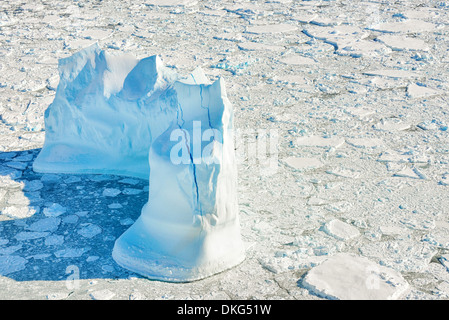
[0,0,448,300]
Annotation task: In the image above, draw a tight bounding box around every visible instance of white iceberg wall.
[33,44,180,179]
[112,78,245,282]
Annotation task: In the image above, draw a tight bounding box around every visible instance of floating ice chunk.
[27,217,61,232]
[346,138,384,149]
[238,42,284,52]
[377,152,409,163]
[122,188,143,195]
[279,55,316,65]
[0,255,28,275]
[359,239,436,272]
[307,196,330,206]
[379,225,407,236]
[0,165,22,180]
[283,157,323,171]
[45,235,64,246]
[63,215,79,224]
[246,23,297,34]
[15,231,49,241]
[296,136,345,148]
[374,119,411,132]
[274,75,308,85]
[22,180,44,192]
[90,289,116,300]
[80,29,113,41]
[112,77,245,282]
[322,219,360,241]
[65,39,97,51]
[64,176,82,184]
[43,203,67,217]
[46,292,70,300]
[292,13,319,24]
[0,245,22,255]
[78,224,102,238]
[54,247,90,258]
[40,174,61,183]
[302,253,409,300]
[102,188,121,197]
[369,19,436,33]
[363,69,419,79]
[120,218,134,226]
[145,0,198,7]
[302,25,387,58]
[326,168,360,179]
[309,17,342,27]
[6,162,27,170]
[118,178,140,185]
[108,203,123,209]
[377,35,429,51]
[212,33,244,42]
[406,83,441,99]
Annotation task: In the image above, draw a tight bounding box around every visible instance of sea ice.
[283,157,323,171]
[0,255,28,275]
[296,136,345,148]
[322,219,360,241]
[54,247,90,258]
[43,203,67,217]
[102,188,121,197]
[369,19,436,33]
[27,217,61,232]
[377,35,429,52]
[406,83,441,99]
[15,231,49,241]
[245,23,297,34]
[345,138,384,149]
[77,224,102,239]
[279,55,316,66]
[302,253,409,300]
[89,289,116,300]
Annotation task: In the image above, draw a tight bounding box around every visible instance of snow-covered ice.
[301,253,409,300]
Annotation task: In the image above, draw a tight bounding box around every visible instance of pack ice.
[33,44,245,282]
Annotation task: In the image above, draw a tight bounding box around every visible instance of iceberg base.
[112,210,245,282]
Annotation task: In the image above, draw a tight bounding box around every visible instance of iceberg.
[34,43,180,179]
[34,44,245,281]
[113,78,245,281]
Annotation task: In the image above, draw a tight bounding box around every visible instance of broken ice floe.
[321,219,360,241]
[283,157,323,171]
[245,23,297,34]
[406,83,441,99]
[369,19,436,33]
[301,253,409,300]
